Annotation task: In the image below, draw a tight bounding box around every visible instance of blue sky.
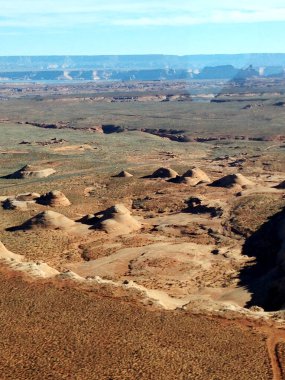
[1,0,285,55]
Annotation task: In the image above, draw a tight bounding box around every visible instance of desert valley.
[0,74,285,379]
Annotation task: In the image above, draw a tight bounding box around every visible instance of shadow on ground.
[239,207,285,311]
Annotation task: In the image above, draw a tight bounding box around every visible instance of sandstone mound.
[114,171,133,178]
[0,241,22,261]
[2,192,41,210]
[88,204,141,235]
[181,167,211,185]
[10,261,59,278]
[18,210,88,234]
[150,167,179,179]
[275,180,285,189]
[0,241,60,278]
[24,210,75,229]
[2,198,28,211]
[37,190,71,207]
[56,270,85,281]
[210,173,255,188]
[15,192,41,201]
[7,165,56,179]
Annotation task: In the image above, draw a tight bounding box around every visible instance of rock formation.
[210,173,255,188]
[150,167,179,179]
[180,167,211,185]
[0,241,22,261]
[15,192,41,201]
[16,210,88,234]
[85,204,141,235]
[36,190,71,207]
[2,198,29,211]
[113,171,133,178]
[6,165,56,179]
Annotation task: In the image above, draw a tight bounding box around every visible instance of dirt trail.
[211,315,285,380]
[265,330,285,380]
[246,323,285,380]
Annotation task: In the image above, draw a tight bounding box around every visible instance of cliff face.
[0,66,278,82]
[0,54,284,81]
[1,54,285,70]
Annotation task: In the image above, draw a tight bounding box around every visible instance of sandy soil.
[0,82,285,378]
[0,266,273,380]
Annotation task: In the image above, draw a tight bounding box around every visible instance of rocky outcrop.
[210,173,255,189]
[185,197,223,217]
[15,192,41,201]
[2,198,29,211]
[9,210,89,235]
[6,165,56,179]
[180,167,211,185]
[150,167,179,179]
[36,190,71,207]
[82,204,141,236]
[113,171,133,178]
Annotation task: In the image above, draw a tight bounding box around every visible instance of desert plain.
[0,78,285,379]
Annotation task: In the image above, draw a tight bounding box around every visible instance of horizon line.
[0,52,285,57]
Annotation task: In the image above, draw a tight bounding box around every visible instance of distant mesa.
[6,164,56,179]
[113,171,133,178]
[36,190,71,207]
[81,204,141,236]
[210,173,255,189]
[149,167,179,179]
[3,57,283,81]
[8,210,89,234]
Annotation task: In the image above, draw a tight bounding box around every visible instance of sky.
[0,0,285,56]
